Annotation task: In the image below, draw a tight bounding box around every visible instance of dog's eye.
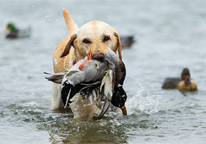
[83,39,90,44]
[103,36,110,42]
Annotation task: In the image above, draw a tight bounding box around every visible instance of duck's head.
[181,68,191,86]
[4,23,17,33]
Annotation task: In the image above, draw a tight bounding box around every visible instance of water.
[1,0,206,143]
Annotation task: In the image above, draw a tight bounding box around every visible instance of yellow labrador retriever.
[51,9,123,121]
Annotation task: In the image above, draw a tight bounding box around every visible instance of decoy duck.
[45,48,127,119]
[162,68,197,91]
[4,23,31,39]
[120,36,135,48]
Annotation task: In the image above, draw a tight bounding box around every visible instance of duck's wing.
[61,59,104,108]
[66,71,86,85]
[162,77,181,89]
[18,27,31,37]
[44,72,65,84]
[63,59,87,85]
[48,69,83,107]
[100,70,113,100]
[83,61,99,82]
[82,60,108,82]
[61,82,84,107]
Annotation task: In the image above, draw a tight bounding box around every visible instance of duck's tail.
[63,9,79,36]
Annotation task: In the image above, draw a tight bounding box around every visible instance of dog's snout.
[92,53,105,62]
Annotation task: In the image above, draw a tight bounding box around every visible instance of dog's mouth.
[79,51,106,69]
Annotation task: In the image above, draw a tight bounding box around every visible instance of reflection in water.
[47,119,129,144]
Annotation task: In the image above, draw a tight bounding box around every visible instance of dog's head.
[61,21,122,61]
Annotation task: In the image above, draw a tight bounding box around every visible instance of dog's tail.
[63,9,79,36]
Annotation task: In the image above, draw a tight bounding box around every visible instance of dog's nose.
[92,53,105,62]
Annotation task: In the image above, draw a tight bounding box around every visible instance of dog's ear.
[113,29,122,60]
[61,33,77,58]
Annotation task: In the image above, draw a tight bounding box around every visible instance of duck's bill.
[4,27,9,34]
[121,105,127,115]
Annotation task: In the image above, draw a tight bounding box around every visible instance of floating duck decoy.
[4,23,31,39]
[120,36,135,48]
[162,68,197,91]
[45,48,127,119]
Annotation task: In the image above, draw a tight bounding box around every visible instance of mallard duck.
[4,23,31,39]
[162,68,197,91]
[45,48,127,119]
[120,36,135,48]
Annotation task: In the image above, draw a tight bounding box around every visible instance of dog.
[51,9,123,121]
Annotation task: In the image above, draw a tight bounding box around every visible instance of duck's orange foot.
[79,63,86,69]
[79,51,92,70]
[87,50,92,61]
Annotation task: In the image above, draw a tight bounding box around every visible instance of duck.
[120,36,135,48]
[162,68,197,91]
[45,48,127,119]
[4,23,31,39]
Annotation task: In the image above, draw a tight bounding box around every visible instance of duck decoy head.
[4,23,17,33]
[181,68,191,86]
[181,68,190,80]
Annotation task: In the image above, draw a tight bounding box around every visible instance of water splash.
[22,101,41,108]
[126,84,162,115]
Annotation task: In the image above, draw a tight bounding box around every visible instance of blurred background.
[0,0,206,144]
